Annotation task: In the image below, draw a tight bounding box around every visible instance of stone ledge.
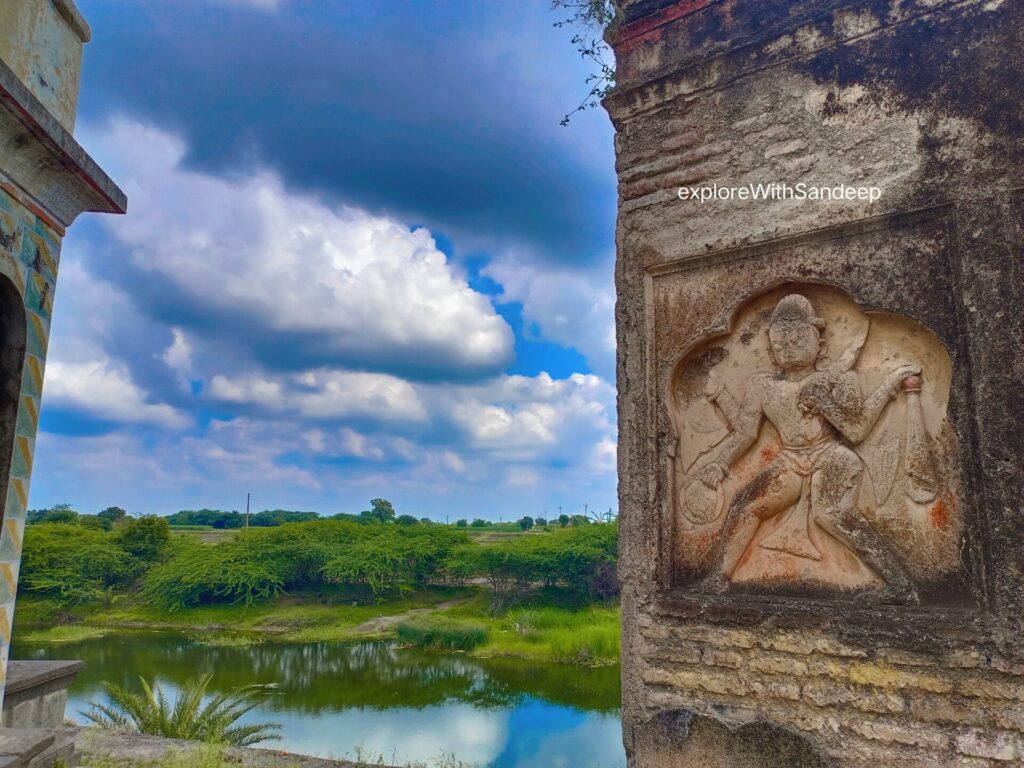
[52,1,91,44]
[76,729,401,768]
[0,56,125,231]
[4,661,83,697]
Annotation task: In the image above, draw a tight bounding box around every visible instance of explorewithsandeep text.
[678,181,882,203]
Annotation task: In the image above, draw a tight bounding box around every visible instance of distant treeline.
[165,509,320,528]
[19,513,618,613]
[27,498,613,530]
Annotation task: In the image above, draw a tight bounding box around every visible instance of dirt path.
[352,598,467,634]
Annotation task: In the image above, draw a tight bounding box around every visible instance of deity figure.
[694,294,924,602]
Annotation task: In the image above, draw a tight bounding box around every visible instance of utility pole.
[245,492,250,528]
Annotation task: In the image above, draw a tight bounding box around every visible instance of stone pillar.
[0,0,126,711]
[605,0,1022,765]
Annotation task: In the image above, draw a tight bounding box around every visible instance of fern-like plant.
[82,674,281,747]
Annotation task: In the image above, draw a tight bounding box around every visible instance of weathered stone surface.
[606,0,1023,765]
[0,0,89,132]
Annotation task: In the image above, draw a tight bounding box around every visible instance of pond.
[12,632,625,768]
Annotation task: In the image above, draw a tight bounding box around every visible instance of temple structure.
[605,0,1023,765]
[0,1,125,761]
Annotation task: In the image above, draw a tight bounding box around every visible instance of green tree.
[558,514,570,527]
[98,506,128,526]
[535,517,548,527]
[396,515,419,526]
[455,519,468,528]
[32,503,79,525]
[517,516,534,531]
[361,498,396,524]
[470,518,489,528]
[79,515,109,531]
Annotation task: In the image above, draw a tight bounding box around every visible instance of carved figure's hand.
[704,370,725,401]
[885,362,922,397]
[699,463,726,488]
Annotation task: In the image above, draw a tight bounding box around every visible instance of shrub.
[441,545,478,585]
[143,538,293,610]
[319,524,467,598]
[116,515,172,562]
[476,523,619,608]
[20,524,136,605]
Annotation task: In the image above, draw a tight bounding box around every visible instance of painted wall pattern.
[0,185,59,703]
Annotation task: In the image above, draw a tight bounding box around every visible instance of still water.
[13,632,625,768]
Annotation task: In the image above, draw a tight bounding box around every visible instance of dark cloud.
[76,0,616,266]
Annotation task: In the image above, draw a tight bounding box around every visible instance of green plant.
[552,0,622,125]
[82,674,281,747]
[396,620,487,651]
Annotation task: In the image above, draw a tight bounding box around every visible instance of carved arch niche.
[670,284,964,602]
[0,274,25,528]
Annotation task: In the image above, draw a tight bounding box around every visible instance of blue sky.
[31,0,618,520]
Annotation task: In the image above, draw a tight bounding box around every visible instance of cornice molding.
[0,57,125,233]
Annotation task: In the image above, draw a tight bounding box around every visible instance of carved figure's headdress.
[770,294,825,330]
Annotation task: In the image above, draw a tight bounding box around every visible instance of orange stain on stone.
[760,443,780,464]
[929,497,953,531]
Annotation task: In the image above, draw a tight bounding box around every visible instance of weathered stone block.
[608,0,1023,765]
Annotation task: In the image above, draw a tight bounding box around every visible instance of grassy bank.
[13,588,621,666]
[15,516,619,665]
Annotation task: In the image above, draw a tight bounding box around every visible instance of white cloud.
[209,369,427,422]
[443,372,613,457]
[484,251,616,376]
[44,359,190,429]
[81,118,514,378]
[30,119,620,519]
[162,328,194,378]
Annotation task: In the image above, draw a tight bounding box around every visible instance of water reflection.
[12,633,624,768]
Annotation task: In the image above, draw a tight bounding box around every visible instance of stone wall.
[0,0,89,133]
[605,0,1023,765]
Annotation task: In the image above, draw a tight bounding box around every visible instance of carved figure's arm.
[711,387,742,429]
[699,378,764,487]
[817,365,920,445]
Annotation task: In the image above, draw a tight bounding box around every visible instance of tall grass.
[396,620,487,651]
[499,606,620,664]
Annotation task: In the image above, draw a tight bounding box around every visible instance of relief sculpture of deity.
[671,288,962,602]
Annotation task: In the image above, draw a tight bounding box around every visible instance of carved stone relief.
[671,285,961,602]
